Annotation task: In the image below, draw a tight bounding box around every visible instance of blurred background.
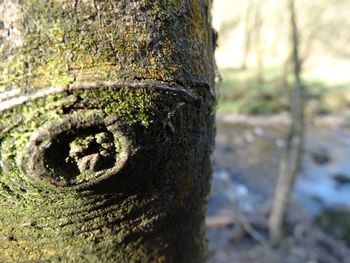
[207,0,350,262]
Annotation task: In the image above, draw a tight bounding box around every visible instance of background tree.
[240,0,253,70]
[0,0,216,262]
[269,0,305,246]
[253,0,264,84]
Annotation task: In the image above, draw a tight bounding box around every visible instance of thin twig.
[0,80,204,112]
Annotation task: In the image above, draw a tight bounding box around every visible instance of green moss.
[1,0,214,92]
[316,207,350,245]
[78,88,157,127]
[0,0,215,261]
[0,84,212,262]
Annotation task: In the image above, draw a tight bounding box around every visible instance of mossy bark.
[0,1,215,262]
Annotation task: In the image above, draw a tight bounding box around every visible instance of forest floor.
[207,112,350,263]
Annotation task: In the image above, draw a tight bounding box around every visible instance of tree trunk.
[269,0,305,246]
[0,1,216,262]
[240,0,253,70]
[253,0,264,84]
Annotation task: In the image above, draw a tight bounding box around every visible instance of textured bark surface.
[0,1,215,262]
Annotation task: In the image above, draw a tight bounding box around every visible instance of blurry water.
[210,114,350,218]
[208,168,264,216]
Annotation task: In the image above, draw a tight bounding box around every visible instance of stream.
[209,113,350,219]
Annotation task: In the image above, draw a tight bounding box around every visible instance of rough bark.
[0,1,216,262]
[269,0,304,246]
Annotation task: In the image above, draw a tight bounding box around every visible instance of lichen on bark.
[0,0,215,262]
[1,0,214,92]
